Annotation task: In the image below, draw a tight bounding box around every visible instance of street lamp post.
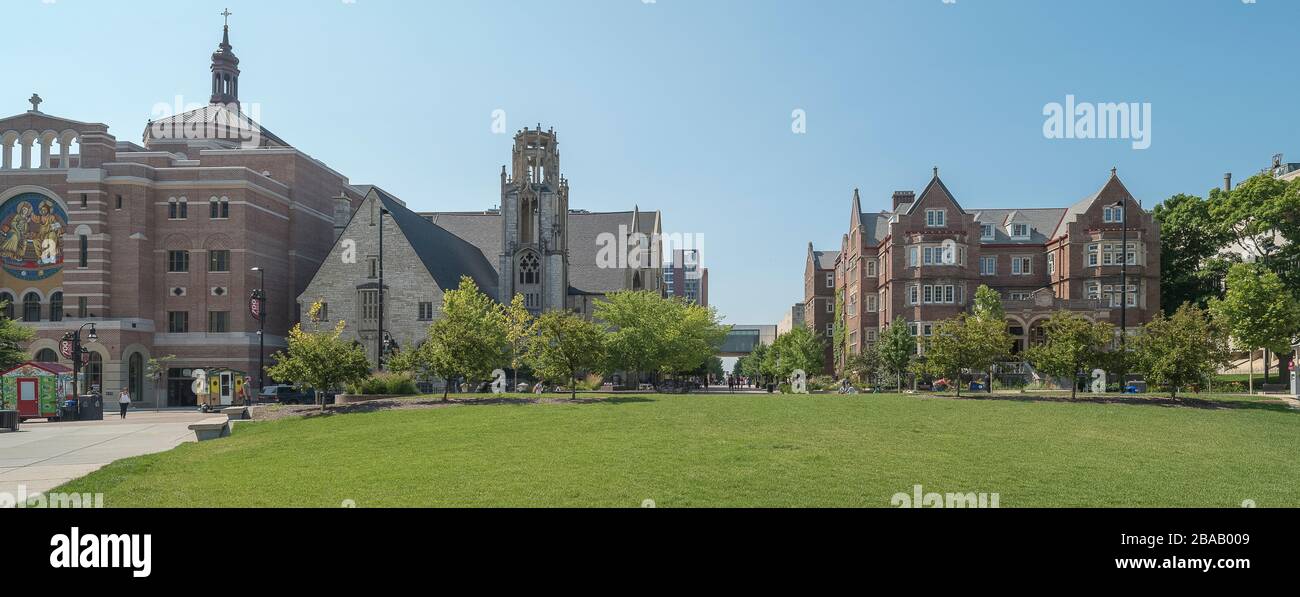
[251,266,266,405]
[62,322,98,397]
[377,207,389,370]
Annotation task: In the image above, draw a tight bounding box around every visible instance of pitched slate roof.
[858,212,891,244]
[812,250,840,270]
[971,208,1067,244]
[141,104,290,148]
[420,209,661,296]
[370,188,500,297]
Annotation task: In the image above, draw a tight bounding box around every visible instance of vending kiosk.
[195,368,251,412]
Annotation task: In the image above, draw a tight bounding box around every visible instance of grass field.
[56,392,1300,507]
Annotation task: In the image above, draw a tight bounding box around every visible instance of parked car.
[261,385,317,404]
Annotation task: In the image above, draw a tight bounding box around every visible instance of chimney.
[1224,173,1232,192]
[892,190,915,211]
[333,192,353,240]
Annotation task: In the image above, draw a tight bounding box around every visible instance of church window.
[208,311,230,333]
[168,311,189,333]
[208,250,230,272]
[115,195,123,210]
[77,297,88,318]
[80,194,87,208]
[78,235,89,268]
[519,253,540,285]
[359,290,380,322]
[50,292,63,322]
[418,302,434,321]
[368,257,378,279]
[168,250,190,273]
[22,293,41,322]
[210,198,230,219]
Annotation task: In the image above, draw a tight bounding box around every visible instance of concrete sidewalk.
[0,410,213,500]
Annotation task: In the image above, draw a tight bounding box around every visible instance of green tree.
[1023,311,1115,399]
[844,342,881,388]
[1132,304,1231,398]
[1210,173,1300,292]
[396,276,508,400]
[1153,193,1234,313]
[971,284,1011,392]
[502,293,533,392]
[878,317,915,392]
[767,326,825,383]
[914,313,1010,397]
[972,284,1005,321]
[0,301,35,371]
[596,291,728,384]
[1208,263,1300,393]
[832,290,846,375]
[525,310,606,399]
[266,302,371,411]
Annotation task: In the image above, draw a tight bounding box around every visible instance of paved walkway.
[0,409,212,499]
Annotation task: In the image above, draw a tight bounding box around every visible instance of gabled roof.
[369,188,500,297]
[1050,173,1133,239]
[812,249,840,270]
[904,172,965,216]
[971,208,1066,244]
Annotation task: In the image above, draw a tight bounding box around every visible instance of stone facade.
[0,23,363,406]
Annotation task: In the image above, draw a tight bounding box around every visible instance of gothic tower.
[499,126,568,312]
[210,11,240,107]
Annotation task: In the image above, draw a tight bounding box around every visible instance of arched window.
[0,292,13,319]
[22,292,41,322]
[129,353,144,401]
[49,291,63,321]
[85,352,103,394]
[518,252,540,285]
[35,348,58,363]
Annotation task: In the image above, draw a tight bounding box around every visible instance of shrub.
[348,372,419,396]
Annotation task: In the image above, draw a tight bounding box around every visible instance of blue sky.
[4,0,1297,325]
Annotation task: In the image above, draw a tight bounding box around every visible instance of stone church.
[298,127,663,364]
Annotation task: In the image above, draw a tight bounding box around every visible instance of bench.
[221,406,250,421]
[188,417,231,441]
[0,410,18,432]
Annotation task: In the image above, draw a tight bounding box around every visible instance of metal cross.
[221,8,232,26]
[28,93,42,112]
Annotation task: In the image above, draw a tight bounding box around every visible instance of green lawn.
[56,392,1300,507]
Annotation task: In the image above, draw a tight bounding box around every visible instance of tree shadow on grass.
[935,393,1299,414]
[281,395,656,420]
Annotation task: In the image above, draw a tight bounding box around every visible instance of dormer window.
[980,224,994,240]
[1103,205,1125,223]
[925,209,946,228]
[1010,223,1030,239]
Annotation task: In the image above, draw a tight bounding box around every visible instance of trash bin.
[77,394,104,421]
[60,398,78,422]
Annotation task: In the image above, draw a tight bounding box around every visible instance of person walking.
[117,386,131,419]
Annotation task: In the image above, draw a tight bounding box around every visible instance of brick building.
[0,22,364,406]
[802,242,838,373]
[830,168,1159,371]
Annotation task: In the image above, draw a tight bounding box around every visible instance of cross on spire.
[28,93,42,112]
[221,8,232,27]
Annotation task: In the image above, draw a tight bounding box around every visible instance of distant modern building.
[777,303,804,336]
[664,248,707,307]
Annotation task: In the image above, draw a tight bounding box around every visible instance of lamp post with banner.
[60,322,98,397]
[250,266,266,406]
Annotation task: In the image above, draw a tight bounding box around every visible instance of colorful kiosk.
[194,368,252,412]
[1,362,75,422]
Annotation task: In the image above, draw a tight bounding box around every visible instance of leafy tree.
[915,313,1011,397]
[525,310,606,399]
[1153,193,1234,313]
[596,291,728,383]
[1132,304,1231,398]
[663,300,730,378]
[1209,173,1300,292]
[878,317,915,392]
[704,355,725,383]
[1023,311,1115,399]
[267,302,371,411]
[1208,263,1300,393]
[502,293,533,392]
[767,326,825,382]
[971,284,1010,392]
[396,276,508,400]
[741,343,768,385]
[972,284,1005,321]
[0,313,34,372]
[844,342,881,388]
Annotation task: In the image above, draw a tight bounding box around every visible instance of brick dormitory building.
[805,168,1160,374]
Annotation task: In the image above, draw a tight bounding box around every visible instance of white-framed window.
[1086,282,1101,300]
[825,272,834,288]
[1011,256,1032,275]
[980,256,996,275]
[922,323,934,336]
[865,329,878,343]
[1046,252,1056,276]
[826,299,834,314]
[865,259,877,277]
[865,294,878,312]
[1127,284,1138,307]
[908,285,919,305]
[923,285,933,304]
[1087,243,1099,266]
[1103,205,1125,223]
[923,246,937,265]
[908,246,919,268]
[1009,223,1030,239]
[848,330,857,349]
[909,322,920,336]
[848,292,857,314]
[1008,291,1031,301]
[981,223,994,240]
[926,209,946,228]
[826,323,834,336]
